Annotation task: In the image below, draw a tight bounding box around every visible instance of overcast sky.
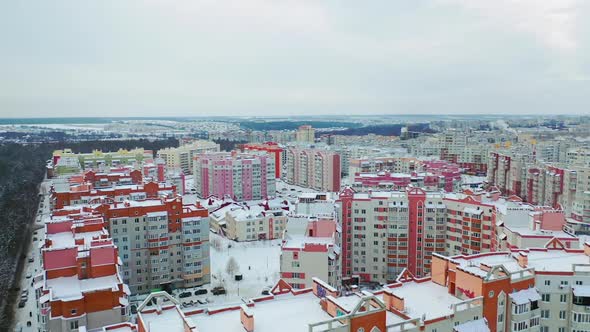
[1,0,588,118]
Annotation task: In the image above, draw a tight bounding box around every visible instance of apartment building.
[224,204,288,241]
[444,194,496,256]
[157,140,220,175]
[37,214,130,332]
[488,152,590,226]
[337,187,448,282]
[91,196,210,293]
[51,181,176,209]
[83,168,144,188]
[296,125,315,143]
[285,147,341,192]
[52,148,154,174]
[192,151,276,201]
[242,142,283,178]
[433,242,590,332]
[280,217,341,289]
[336,187,506,283]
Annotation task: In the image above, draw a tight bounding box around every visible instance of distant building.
[285,147,341,192]
[193,151,276,201]
[157,140,220,175]
[296,125,315,143]
[51,148,154,175]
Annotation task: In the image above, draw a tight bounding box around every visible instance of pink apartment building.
[193,151,276,201]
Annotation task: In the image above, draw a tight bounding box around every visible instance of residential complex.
[157,139,220,175]
[192,151,276,201]
[50,148,154,176]
[285,147,341,192]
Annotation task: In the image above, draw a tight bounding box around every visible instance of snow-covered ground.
[209,232,281,300]
[161,232,282,310]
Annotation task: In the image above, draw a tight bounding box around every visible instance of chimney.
[517,251,528,268]
[240,305,254,332]
[383,289,404,312]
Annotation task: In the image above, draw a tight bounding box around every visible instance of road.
[13,179,51,332]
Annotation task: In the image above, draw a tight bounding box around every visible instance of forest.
[0,138,178,329]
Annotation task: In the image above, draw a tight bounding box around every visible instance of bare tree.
[225,256,240,275]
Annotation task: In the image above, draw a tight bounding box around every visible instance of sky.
[1,0,589,118]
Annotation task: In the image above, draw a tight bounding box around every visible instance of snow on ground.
[164,232,282,310]
[209,232,281,300]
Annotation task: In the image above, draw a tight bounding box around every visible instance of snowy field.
[209,232,281,300]
[161,232,282,310]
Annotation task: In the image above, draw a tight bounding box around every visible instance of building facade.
[157,140,220,175]
[193,151,276,201]
[285,147,341,192]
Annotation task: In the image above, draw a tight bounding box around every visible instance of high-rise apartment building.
[242,142,283,178]
[285,147,341,192]
[157,140,220,175]
[193,151,276,201]
[296,125,315,143]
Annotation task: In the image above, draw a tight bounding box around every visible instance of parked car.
[28,257,34,263]
[25,273,32,279]
[194,289,208,296]
[18,300,26,308]
[211,286,226,295]
[130,304,137,315]
[178,291,192,298]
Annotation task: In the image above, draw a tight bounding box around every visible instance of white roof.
[46,274,121,301]
[189,292,338,332]
[509,288,541,305]
[454,319,490,332]
[381,281,465,320]
[141,306,194,332]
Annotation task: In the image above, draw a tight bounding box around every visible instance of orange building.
[36,214,130,331]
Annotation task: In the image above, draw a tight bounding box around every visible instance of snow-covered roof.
[452,249,590,275]
[380,281,465,321]
[454,319,490,332]
[45,274,121,301]
[189,292,339,332]
[509,288,541,305]
[141,305,195,332]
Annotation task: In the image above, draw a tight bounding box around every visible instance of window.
[541,310,549,319]
[544,280,550,286]
[559,310,566,319]
[70,321,79,329]
[560,294,567,303]
[513,303,528,315]
[541,293,550,302]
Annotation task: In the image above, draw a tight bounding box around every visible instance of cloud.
[0,0,588,117]
[436,0,581,52]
